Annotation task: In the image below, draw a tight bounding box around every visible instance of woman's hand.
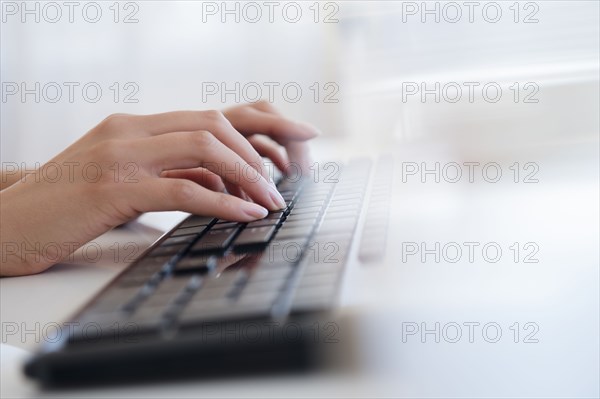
[223,101,318,175]
[0,102,319,276]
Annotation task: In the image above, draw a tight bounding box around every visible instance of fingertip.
[241,202,269,220]
[295,122,322,138]
[268,186,286,210]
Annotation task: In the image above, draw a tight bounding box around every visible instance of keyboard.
[24,159,371,386]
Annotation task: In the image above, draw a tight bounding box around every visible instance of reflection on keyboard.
[24,159,372,386]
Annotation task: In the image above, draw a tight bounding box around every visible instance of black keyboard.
[24,159,371,386]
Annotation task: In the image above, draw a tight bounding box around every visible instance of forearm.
[0,179,90,276]
[0,187,38,276]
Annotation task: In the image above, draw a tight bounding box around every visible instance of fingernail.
[242,202,268,219]
[268,186,286,209]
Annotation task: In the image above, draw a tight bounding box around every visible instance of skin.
[0,101,319,277]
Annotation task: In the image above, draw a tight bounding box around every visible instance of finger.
[224,107,320,144]
[247,100,283,115]
[134,110,273,183]
[132,131,286,211]
[224,181,248,201]
[161,168,226,192]
[285,141,312,178]
[131,178,269,222]
[248,135,289,173]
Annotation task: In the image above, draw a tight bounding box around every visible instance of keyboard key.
[131,256,173,273]
[206,268,247,287]
[330,193,362,201]
[246,219,279,228]
[302,262,343,276]
[161,235,197,247]
[143,293,181,308]
[275,223,315,240]
[277,180,303,192]
[297,185,328,193]
[335,188,365,196]
[261,248,302,267]
[318,220,357,235]
[152,276,196,296]
[187,285,231,303]
[321,210,358,220]
[119,256,172,286]
[182,297,232,313]
[330,198,361,207]
[233,225,278,249]
[118,272,161,288]
[290,294,333,314]
[292,284,336,302]
[171,225,210,237]
[225,271,250,299]
[258,253,297,268]
[281,219,316,229]
[211,221,240,230]
[285,210,320,221]
[179,302,270,324]
[325,204,360,214]
[293,200,325,209]
[299,190,330,198]
[297,272,341,287]
[235,291,279,307]
[173,254,216,274]
[178,215,214,229]
[290,205,322,215]
[250,265,293,281]
[148,244,187,257]
[190,227,240,254]
[243,279,286,295]
[265,211,285,221]
[128,307,167,328]
[280,190,298,201]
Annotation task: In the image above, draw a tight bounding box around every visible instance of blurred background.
[2,2,599,396]
[2,1,598,164]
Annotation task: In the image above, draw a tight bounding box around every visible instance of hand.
[223,101,318,176]
[0,103,319,276]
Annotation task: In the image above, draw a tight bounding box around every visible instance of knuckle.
[99,113,132,132]
[272,118,290,133]
[202,110,232,130]
[206,173,224,188]
[189,130,215,148]
[172,180,197,204]
[202,110,226,123]
[250,155,266,172]
[256,99,276,110]
[216,193,236,213]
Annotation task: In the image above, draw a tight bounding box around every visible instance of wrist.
[0,188,39,276]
